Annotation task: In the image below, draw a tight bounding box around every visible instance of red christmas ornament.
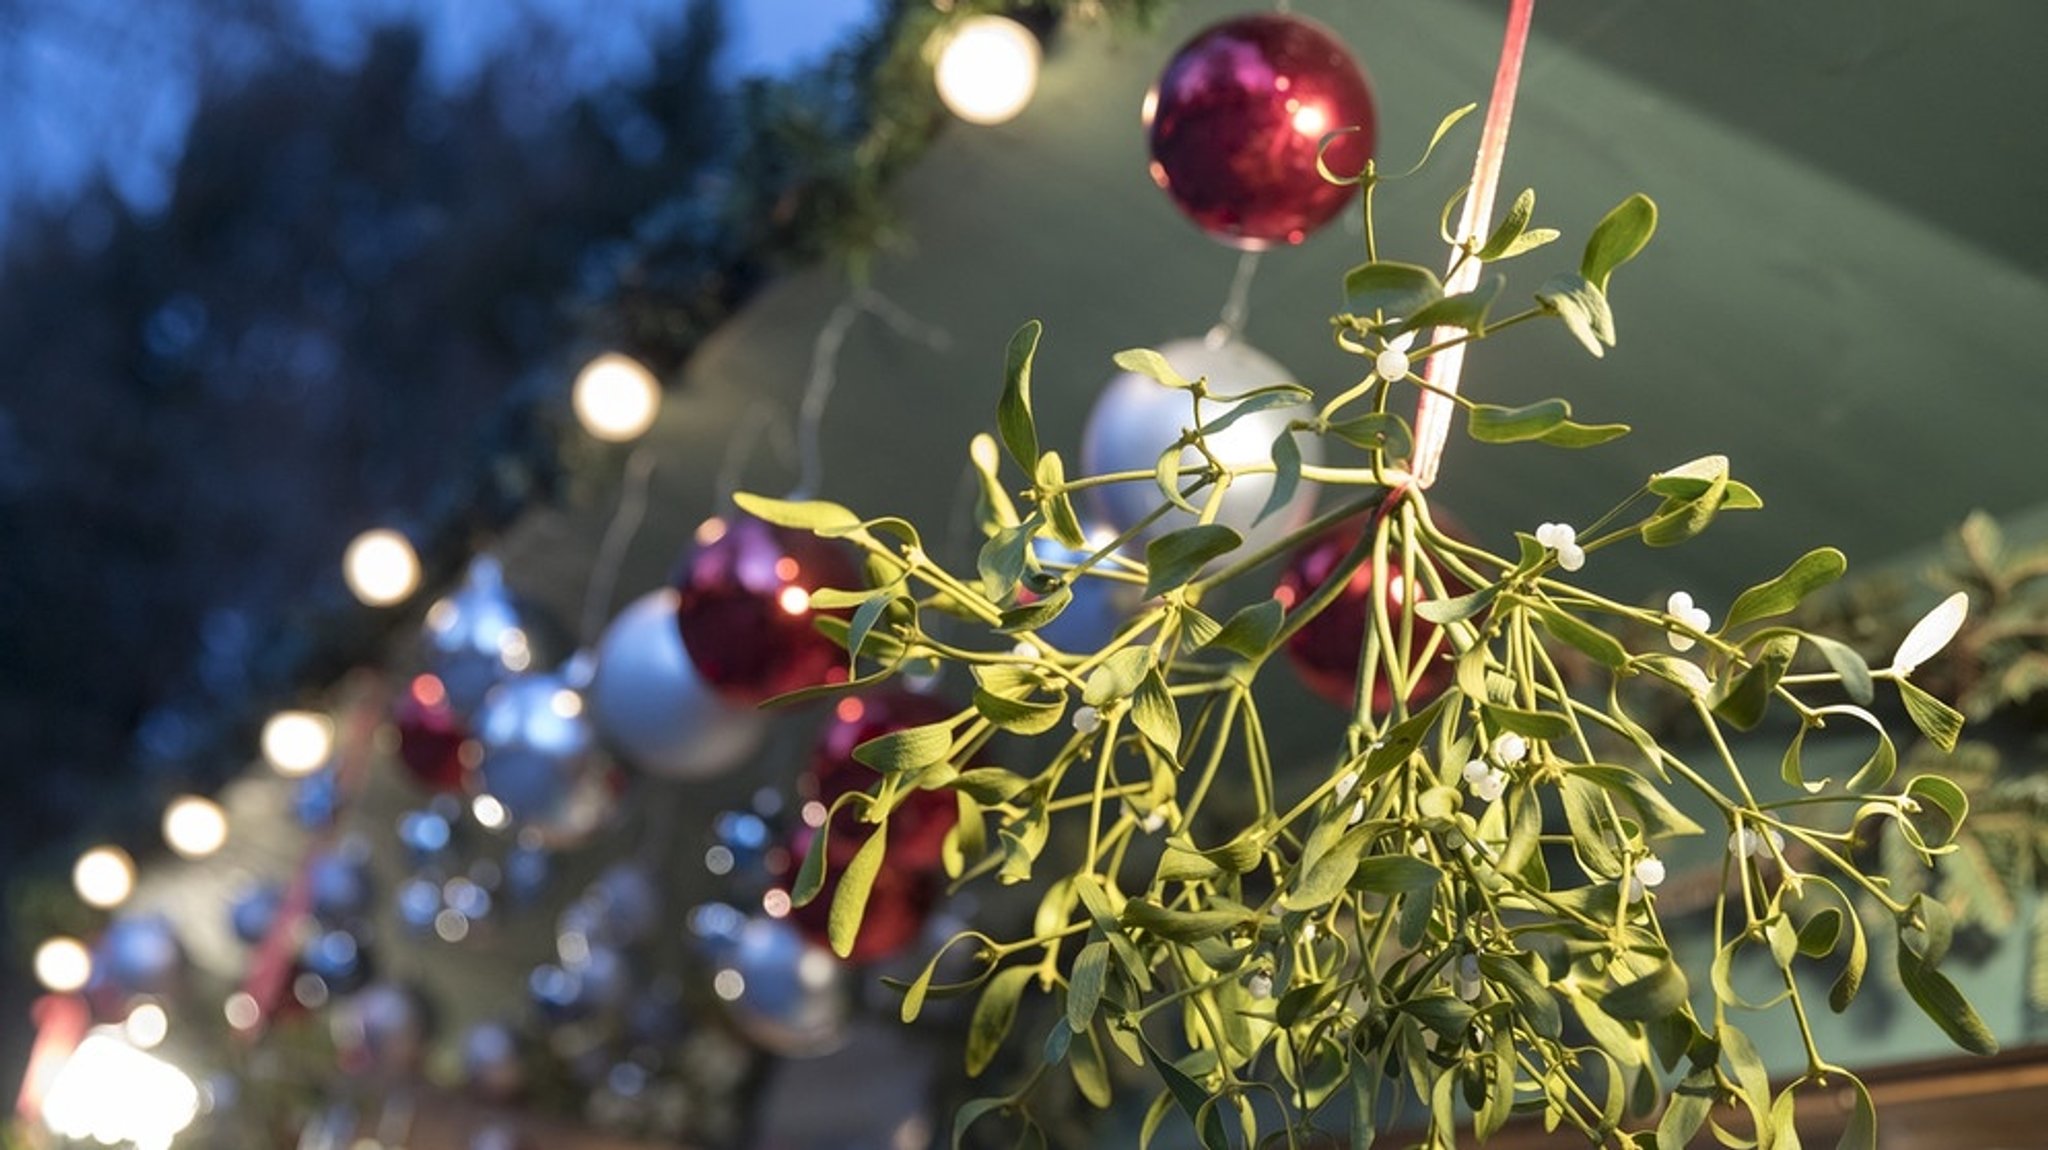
[1276,520,1469,712]
[391,673,474,793]
[673,512,860,704]
[782,691,961,963]
[1144,13,1376,249]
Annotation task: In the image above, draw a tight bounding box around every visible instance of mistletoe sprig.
[736,130,1988,1150]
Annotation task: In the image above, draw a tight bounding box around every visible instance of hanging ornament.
[1080,336,1322,556]
[390,673,475,794]
[462,1021,526,1102]
[298,928,373,996]
[229,882,286,946]
[672,513,860,704]
[331,982,431,1079]
[692,904,850,1058]
[423,557,556,719]
[589,589,766,780]
[307,839,375,923]
[1144,13,1376,248]
[92,913,185,997]
[473,661,617,846]
[1275,516,1471,711]
[1021,532,1139,653]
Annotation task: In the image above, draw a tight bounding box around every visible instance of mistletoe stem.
[1411,0,1536,489]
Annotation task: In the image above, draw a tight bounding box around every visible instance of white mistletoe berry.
[1666,591,1713,652]
[1375,346,1411,383]
[1489,732,1528,766]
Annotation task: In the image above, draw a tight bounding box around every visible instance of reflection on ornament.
[1145,13,1375,248]
[423,557,553,719]
[673,513,860,704]
[590,590,765,780]
[693,905,850,1058]
[935,15,1040,126]
[1080,337,1322,556]
[474,664,616,847]
[1275,515,1470,711]
[343,528,421,606]
[392,674,475,794]
[572,353,661,442]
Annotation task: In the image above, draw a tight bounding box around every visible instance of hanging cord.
[1204,250,1264,348]
[577,446,659,646]
[714,400,790,509]
[792,288,952,499]
[1410,0,1535,489]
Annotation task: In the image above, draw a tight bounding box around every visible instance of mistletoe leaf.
[1344,260,1444,319]
[853,719,955,773]
[1723,547,1848,633]
[1581,193,1658,292]
[1084,647,1153,707]
[1806,632,1876,705]
[973,688,1067,736]
[1138,1031,1232,1150]
[732,491,862,532]
[1898,677,1966,752]
[1143,524,1241,598]
[1255,429,1302,527]
[828,828,888,958]
[1530,600,1629,670]
[998,321,1043,472]
[1398,274,1505,336]
[1476,188,1536,261]
[1536,273,1615,357]
[966,965,1036,1076]
[1067,940,1110,1032]
[1602,960,1690,1023]
[1113,347,1192,390]
[1328,412,1414,458]
[1205,598,1283,660]
[1131,669,1181,754]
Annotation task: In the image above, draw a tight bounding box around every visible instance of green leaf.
[1833,908,1868,1015]
[1560,775,1626,878]
[1647,454,1730,498]
[1721,1026,1774,1141]
[998,321,1043,472]
[1198,387,1312,434]
[853,719,955,773]
[1482,702,1572,740]
[1143,524,1242,598]
[1281,826,1368,912]
[1204,598,1283,659]
[1476,189,1536,261]
[1535,273,1616,357]
[1399,275,1504,336]
[1905,774,1969,849]
[973,688,1067,736]
[1897,945,1998,1055]
[1581,193,1658,292]
[1328,412,1413,458]
[952,1096,1011,1150]
[1806,632,1876,705]
[953,766,1032,804]
[1353,854,1443,898]
[1084,647,1153,707]
[1723,548,1848,632]
[1131,669,1181,755]
[1255,430,1302,527]
[998,584,1072,634]
[1642,472,1729,549]
[1836,1073,1877,1150]
[1068,1022,1113,1108]
[1154,444,1201,517]
[1361,694,1452,785]
[979,520,1036,603]
[731,491,862,533]
[1571,764,1705,838]
[1344,260,1444,319]
[1602,961,1690,1022]
[1898,677,1966,752]
[1531,600,1629,670]
[828,829,888,958]
[1119,899,1255,942]
[1712,632,1799,730]
[1657,1068,1716,1150]
[1067,940,1110,1032]
[846,592,896,669]
[1538,417,1631,448]
[789,816,833,907]
[1468,398,1567,443]
[1479,953,1562,1039]
[1035,452,1089,550]
[1387,102,1476,180]
[1138,1031,1232,1150]
[966,966,1035,1076]
[1113,347,1193,390]
[1415,582,1496,625]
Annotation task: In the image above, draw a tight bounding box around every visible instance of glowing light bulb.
[262,710,333,776]
[572,353,661,442]
[342,528,420,606]
[40,1030,200,1150]
[161,796,228,859]
[934,15,1040,126]
[34,936,92,992]
[73,846,136,909]
[124,1002,169,1050]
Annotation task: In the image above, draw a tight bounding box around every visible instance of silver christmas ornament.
[588,589,765,780]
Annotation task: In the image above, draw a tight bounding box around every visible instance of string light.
[934,15,1040,126]
[161,796,228,859]
[39,1030,200,1150]
[342,528,421,606]
[261,710,333,776]
[572,353,661,442]
[73,846,136,909]
[123,1002,169,1050]
[33,937,92,993]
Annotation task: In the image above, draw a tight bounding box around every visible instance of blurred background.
[4,0,2048,1146]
